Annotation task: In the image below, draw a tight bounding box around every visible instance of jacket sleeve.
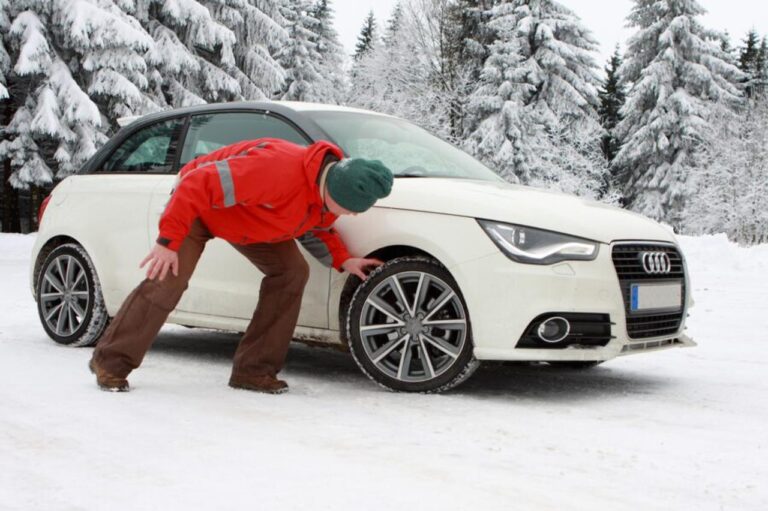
[297,226,352,272]
[157,139,290,251]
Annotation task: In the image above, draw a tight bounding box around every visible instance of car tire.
[346,255,479,392]
[36,243,109,347]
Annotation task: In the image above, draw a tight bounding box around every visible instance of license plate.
[630,282,682,313]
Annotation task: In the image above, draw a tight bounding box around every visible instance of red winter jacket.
[157,138,352,271]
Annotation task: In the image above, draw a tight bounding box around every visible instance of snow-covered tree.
[347,0,457,141]
[511,0,602,125]
[0,0,158,192]
[445,0,497,138]
[211,0,288,101]
[464,2,527,183]
[135,0,240,107]
[465,0,607,198]
[683,96,768,245]
[739,30,767,98]
[304,0,347,104]
[383,1,404,49]
[353,10,378,61]
[614,0,743,226]
[277,0,323,101]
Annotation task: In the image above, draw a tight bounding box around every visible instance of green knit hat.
[326,158,394,213]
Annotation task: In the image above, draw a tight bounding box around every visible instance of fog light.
[537,317,570,343]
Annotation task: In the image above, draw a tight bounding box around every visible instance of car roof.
[117,100,392,127]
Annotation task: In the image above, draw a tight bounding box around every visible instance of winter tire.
[347,256,479,392]
[36,243,109,346]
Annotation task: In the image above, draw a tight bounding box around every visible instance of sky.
[332,0,768,66]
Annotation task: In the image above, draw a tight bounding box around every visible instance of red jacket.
[157,138,352,271]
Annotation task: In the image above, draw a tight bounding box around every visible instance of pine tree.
[382,2,403,50]
[135,0,240,107]
[739,30,763,97]
[353,10,378,60]
[277,0,323,101]
[445,0,497,138]
[466,0,607,197]
[512,0,602,123]
[464,2,526,183]
[614,0,743,226]
[307,0,347,104]
[720,30,737,64]
[598,47,626,164]
[756,36,768,96]
[464,0,606,198]
[212,0,288,100]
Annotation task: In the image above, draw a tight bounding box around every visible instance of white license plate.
[630,282,682,313]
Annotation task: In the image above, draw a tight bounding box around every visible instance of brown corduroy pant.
[93,218,310,380]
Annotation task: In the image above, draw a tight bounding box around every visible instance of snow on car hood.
[376,178,676,245]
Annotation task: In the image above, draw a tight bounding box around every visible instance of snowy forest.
[1,0,766,244]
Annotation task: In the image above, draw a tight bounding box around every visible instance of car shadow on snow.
[455,362,671,402]
[149,327,673,401]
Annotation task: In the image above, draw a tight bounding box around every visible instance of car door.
[69,117,185,307]
[147,110,332,328]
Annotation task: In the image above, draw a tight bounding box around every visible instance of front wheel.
[346,256,478,392]
[36,243,109,346]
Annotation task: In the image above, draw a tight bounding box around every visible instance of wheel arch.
[32,235,85,298]
[337,244,456,346]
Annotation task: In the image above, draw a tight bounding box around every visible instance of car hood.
[377,178,676,245]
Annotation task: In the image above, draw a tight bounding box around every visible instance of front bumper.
[448,241,695,362]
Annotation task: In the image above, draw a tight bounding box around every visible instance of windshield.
[306,111,505,182]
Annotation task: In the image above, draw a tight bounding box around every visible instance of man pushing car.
[89,137,393,394]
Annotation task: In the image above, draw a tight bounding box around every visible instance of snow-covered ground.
[1,233,766,510]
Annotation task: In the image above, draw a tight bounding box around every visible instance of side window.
[102,118,184,173]
[179,112,309,165]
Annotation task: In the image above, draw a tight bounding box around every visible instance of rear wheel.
[36,243,109,346]
[346,256,478,392]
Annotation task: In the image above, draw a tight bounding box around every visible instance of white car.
[30,101,695,392]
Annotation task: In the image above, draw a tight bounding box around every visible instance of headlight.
[477,220,599,265]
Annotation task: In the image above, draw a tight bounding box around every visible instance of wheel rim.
[40,254,90,337]
[358,271,467,383]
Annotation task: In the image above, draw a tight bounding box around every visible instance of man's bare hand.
[341,257,384,280]
[140,243,179,281]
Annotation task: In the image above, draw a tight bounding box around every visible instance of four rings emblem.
[639,252,672,274]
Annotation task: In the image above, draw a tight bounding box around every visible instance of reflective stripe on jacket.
[157,138,352,271]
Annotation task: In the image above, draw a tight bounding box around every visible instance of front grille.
[516,313,613,349]
[611,243,686,339]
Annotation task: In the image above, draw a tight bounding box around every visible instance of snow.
[1,233,766,510]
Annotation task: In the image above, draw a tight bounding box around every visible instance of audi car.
[30,101,695,392]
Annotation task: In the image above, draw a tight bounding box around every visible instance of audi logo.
[639,252,672,274]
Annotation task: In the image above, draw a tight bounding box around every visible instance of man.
[89,137,393,394]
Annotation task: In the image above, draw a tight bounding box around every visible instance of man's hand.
[341,257,384,280]
[140,243,179,281]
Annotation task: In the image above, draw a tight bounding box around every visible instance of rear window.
[101,118,184,173]
[179,112,308,165]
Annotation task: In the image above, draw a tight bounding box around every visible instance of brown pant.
[93,219,310,380]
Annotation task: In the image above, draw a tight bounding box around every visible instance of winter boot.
[229,374,289,394]
[89,356,130,392]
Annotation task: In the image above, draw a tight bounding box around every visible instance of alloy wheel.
[357,270,468,384]
[40,253,90,338]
